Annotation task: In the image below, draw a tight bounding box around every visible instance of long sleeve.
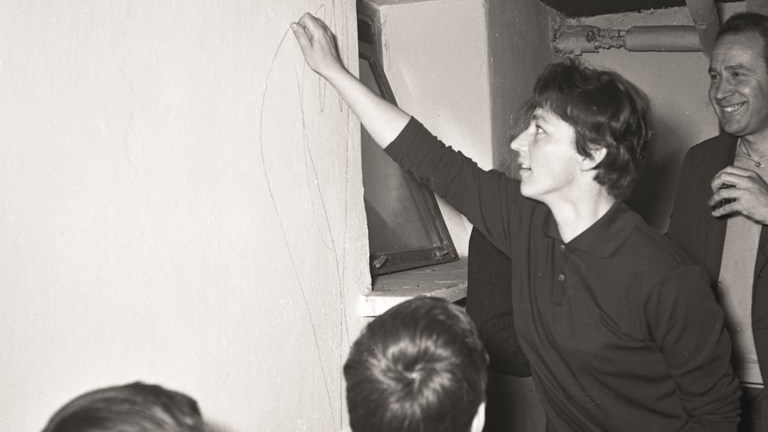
[646,266,741,432]
[384,117,537,256]
[386,118,533,374]
[465,228,531,377]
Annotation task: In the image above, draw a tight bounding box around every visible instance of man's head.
[709,12,768,143]
[344,296,488,432]
[42,382,204,432]
[511,59,651,201]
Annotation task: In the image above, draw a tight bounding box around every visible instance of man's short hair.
[344,296,488,432]
[42,382,204,432]
[717,12,768,70]
[532,58,652,200]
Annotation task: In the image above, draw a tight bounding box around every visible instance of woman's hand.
[290,12,411,146]
[291,13,347,80]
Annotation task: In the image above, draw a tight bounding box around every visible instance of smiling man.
[668,12,768,432]
[292,12,740,431]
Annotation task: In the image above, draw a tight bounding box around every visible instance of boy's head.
[42,382,204,432]
[530,59,652,200]
[344,296,488,432]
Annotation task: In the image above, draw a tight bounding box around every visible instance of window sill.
[360,258,468,317]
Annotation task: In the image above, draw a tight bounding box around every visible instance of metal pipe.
[552,0,720,56]
[685,0,719,56]
[625,26,701,51]
[554,25,703,55]
[554,26,607,55]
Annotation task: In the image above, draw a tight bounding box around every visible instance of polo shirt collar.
[543,201,638,258]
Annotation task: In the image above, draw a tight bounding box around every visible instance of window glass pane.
[359,61,441,252]
[358,52,457,276]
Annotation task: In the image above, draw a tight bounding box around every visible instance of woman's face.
[510,108,586,204]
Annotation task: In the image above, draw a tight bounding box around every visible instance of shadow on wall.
[626,116,687,232]
[205,421,233,432]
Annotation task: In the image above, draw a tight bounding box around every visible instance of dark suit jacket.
[667,133,768,387]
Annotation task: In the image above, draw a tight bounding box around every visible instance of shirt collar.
[543,201,639,258]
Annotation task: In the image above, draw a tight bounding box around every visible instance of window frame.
[357,6,458,277]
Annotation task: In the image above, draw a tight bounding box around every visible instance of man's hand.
[709,165,768,224]
[291,13,347,80]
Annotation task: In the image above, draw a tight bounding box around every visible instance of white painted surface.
[376,0,492,257]
[0,1,367,431]
[487,0,554,167]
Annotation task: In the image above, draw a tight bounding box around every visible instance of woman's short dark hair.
[344,296,488,432]
[532,59,652,200]
[42,382,204,432]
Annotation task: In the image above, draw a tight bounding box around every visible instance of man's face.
[709,31,768,142]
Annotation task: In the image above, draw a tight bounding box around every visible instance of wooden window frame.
[357,6,458,277]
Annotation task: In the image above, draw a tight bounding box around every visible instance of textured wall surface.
[375,0,492,256]
[0,1,367,431]
[487,0,555,168]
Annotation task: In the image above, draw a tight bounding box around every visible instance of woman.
[291,12,740,431]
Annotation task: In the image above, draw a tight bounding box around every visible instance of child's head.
[42,382,204,432]
[531,59,652,200]
[344,296,488,432]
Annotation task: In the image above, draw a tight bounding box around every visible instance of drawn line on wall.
[314,4,356,425]
[296,59,353,425]
[294,32,345,289]
[257,26,336,426]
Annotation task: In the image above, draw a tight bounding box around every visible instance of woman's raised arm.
[291,13,410,148]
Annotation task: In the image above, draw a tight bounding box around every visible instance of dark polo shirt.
[386,118,740,432]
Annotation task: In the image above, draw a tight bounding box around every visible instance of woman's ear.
[581,146,607,171]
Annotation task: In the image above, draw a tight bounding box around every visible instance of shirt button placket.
[552,242,567,305]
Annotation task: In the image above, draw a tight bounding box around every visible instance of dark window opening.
[357,7,458,278]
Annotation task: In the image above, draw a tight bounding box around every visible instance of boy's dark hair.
[344,296,488,432]
[532,58,652,200]
[42,382,204,432]
[717,12,768,69]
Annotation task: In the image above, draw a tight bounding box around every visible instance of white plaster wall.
[376,0,492,257]
[0,1,367,431]
[487,0,555,168]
